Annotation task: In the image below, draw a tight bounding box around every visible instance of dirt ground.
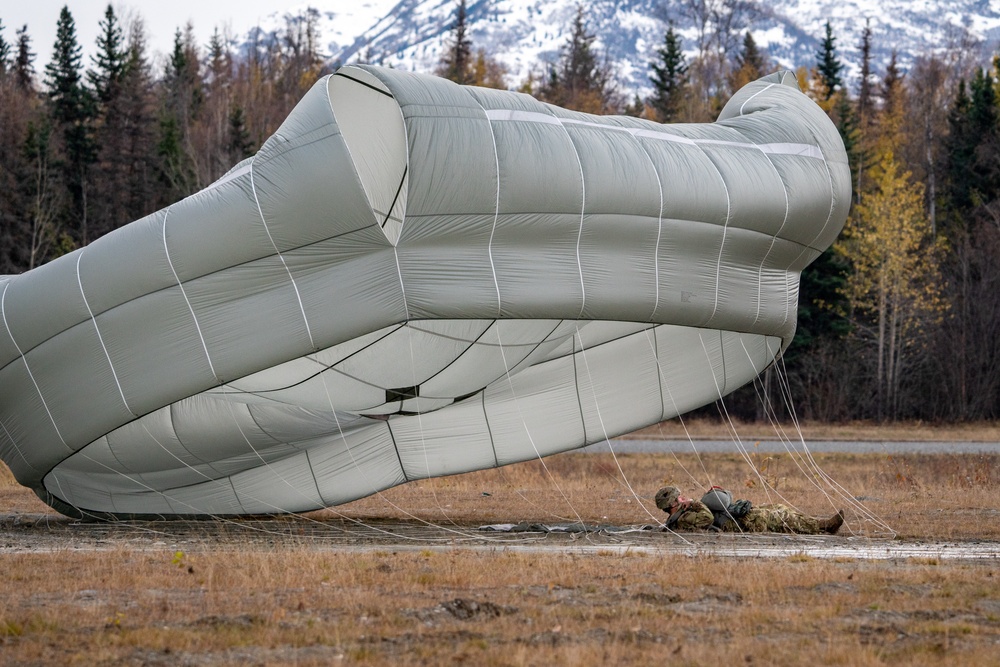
[2,430,1000,665]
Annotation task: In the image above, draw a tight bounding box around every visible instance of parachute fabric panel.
[0,66,850,518]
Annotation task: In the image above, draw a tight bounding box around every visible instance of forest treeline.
[1,3,998,423]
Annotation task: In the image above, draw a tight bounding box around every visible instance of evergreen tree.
[438,0,472,85]
[735,31,765,74]
[87,5,127,105]
[539,4,614,113]
[44,6,94,245]
[157,26,201,201]
[0,19,10,76]
[947,67,1000,211]
[649,24,687,122]
[729,31,768,92]
[227,105,253,163]
[815,21,844,100]
[14,25,35,91]
[118,26,157,223]
[856,20,873,122]
[88,5,134,238]
[854,20,874,202]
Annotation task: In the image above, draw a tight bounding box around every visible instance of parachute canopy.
[0,67,850,518]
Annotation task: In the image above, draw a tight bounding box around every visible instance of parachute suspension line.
[162,208,221,386]
[736,341,853,515]
[572,325,690,536]
[494,322,594,536]
[0,281,70,452]
[730,339,894,536]
[75,253,138,419]
[694,331,785,508]
[640,328,747,536]
[248,159,317,351]
[769,353,895,536]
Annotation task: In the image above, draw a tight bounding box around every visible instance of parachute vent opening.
[328,67,408,244]
[386,385,420,402]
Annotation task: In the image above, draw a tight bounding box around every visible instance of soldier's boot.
[819,510,845,535]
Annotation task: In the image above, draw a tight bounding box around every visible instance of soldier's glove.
[728,499,752,518]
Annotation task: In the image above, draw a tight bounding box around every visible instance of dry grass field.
[2,420,999,665]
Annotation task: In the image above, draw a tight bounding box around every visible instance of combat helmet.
[654,486,681,512]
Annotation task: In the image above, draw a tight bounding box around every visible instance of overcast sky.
[2,1,291,71]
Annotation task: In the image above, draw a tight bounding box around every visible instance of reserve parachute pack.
[700,486,752,530]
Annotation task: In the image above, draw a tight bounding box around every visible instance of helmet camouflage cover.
[655,486,681,512]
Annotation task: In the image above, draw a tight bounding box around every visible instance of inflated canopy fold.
[0,67,850,518]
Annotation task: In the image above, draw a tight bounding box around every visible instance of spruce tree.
[88,5,132,238]
[228,105,253,162]
[815,21,844,100]
[14,25,35,91]
[88,5,127,105]
[0,20,10,76]
[438,0,472,84]
[44,6,94,245]
[538,5,612,113]
[735,32,765,75]
[729,31,768,92]
[649,24,687,122]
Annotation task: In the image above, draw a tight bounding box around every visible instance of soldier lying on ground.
[654,485,844,535]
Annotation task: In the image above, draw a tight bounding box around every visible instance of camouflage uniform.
[655,485,843,534]
[655,486,714,530]
[667,500,715,530]
[726,504,822,534]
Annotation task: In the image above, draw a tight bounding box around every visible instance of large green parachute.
[0,67,849,518]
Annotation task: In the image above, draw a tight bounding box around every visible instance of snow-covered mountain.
[276,0,1000,96]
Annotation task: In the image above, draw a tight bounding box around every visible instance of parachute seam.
[0,280,71,453]
[629,135,666,319]
[393,247,411,321]
[168,401,225,472]
[304,449,328,507]
[692,147,732,325]
[552,118,588,317]
[385,420,410,482]
[0,416,38,472]
[738,83,776,116]
[774,117,839,331]
[570,326,588,443]
[733,82,791,327]
[333,71,393,98]
[220,323,405,396]
[162,207,221,384]
[76,253,138,418]
[400,321,494,390]
[482,389,499,469]
[249,159,318,351]
[380,167,408,229]
[0,222,812,380]
[473,98,503,316]
[229,477,249,514]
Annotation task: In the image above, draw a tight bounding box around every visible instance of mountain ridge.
[281,0,1000,96]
